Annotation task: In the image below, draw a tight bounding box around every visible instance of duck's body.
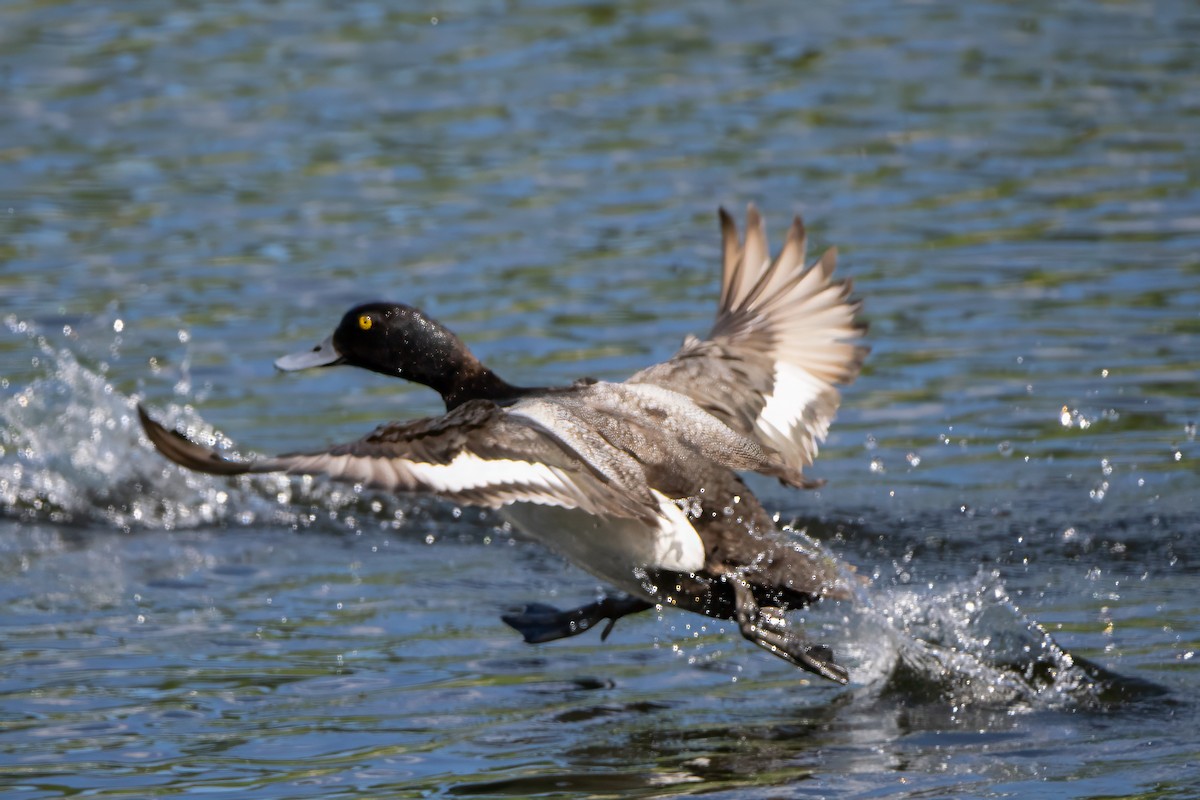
[139,206,867,683]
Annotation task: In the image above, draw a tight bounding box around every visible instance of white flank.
[648,489,706,573]
[501,489,705,599]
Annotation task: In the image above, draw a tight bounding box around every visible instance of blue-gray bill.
[274,336,344,371]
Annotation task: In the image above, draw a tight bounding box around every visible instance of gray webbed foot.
[730,576,849,685]
[502,595,654,644]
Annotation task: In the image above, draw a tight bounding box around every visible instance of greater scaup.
[139,206,867,683]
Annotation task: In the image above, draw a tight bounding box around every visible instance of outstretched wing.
[137,401,656,522]
[629,205,867,475]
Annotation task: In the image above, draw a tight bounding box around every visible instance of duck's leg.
[502,594,654,644]
[728,575,849,685]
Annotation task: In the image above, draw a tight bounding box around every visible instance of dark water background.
[2,1,1198,797]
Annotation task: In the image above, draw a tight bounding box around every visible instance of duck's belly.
[500,491,706,599]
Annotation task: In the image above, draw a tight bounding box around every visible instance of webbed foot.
[502,595,654,644]
[729,576,849,684]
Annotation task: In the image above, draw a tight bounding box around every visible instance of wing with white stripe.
[137,401,656,522]
[629,205,867,475]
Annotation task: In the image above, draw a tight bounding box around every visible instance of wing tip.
[788,213,807,247]
[745,202,762,226]
[819,246,838,278]
[137,403,254,476]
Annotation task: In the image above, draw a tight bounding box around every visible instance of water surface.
[1,1,1198,797]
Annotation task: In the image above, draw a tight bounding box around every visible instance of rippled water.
[2,1,1198,797]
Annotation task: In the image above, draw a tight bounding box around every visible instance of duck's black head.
[275,302,530,409]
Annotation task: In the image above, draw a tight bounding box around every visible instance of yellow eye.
[358,315,373,331]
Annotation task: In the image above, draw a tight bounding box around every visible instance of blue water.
[2,1,1198,797]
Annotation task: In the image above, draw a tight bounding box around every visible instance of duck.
[138,205,868,684]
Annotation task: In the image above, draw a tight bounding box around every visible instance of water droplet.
[997,441,1012,456]
[113,319,124,332]
[905,452,921,467]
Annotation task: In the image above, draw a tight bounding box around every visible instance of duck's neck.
[440,359,538,410]
[380,317,537,409]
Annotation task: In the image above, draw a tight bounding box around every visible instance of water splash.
[795,567,1158,712]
